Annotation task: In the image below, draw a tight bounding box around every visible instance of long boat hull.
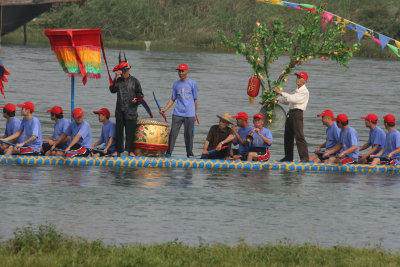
[0,155,399,174]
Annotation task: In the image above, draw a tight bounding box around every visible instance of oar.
[153,91,167,123]
[0,140,35,153]
[371,156,399,160]
[309,151,337,159]
[194,145,228,158]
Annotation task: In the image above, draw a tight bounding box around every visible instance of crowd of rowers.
[0,99,400,165]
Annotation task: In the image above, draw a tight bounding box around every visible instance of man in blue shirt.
[0,103,23,154]
[323,113,359,164]
[52,108,92,157]
[371,114,400,165]
[358,113,386,164]
[91,108,116,157]
[160,63,198,157]
[0,101,42,155]
[231,112,253,160]
[247,113,273,162]
[42,106,71,156]
[309,109,341,163]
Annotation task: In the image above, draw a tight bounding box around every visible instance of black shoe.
[279,157,292,162]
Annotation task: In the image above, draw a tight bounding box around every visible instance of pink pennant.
[370,36,381,45]
[321,11,334,29]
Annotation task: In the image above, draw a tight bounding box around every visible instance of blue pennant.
[378,33,391,50]
[355,24,367,42]
[282,1,299,9]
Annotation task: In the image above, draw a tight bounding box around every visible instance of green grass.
[1,0,400,58]
[1,225,400,266]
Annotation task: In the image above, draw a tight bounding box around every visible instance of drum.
[133,119,169,157]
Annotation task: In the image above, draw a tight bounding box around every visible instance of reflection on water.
[1,45,400,249]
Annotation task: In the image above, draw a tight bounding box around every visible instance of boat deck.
[0,155,399,174]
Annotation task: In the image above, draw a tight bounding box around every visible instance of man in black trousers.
[273,72,309,162]
[109,58,143,157]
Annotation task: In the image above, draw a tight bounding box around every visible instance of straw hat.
[216,112,233,124]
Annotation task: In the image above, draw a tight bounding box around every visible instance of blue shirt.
[53,118,71,149]
[98,121,116,152]
[383,129,400,159]
[339,126,359,160]
[235,126,253,154]
[171,78,198,117]
[19,116,43,152]
[325,123,341,150]
[368,125,386,152]
[5,117,23,143]
[250,128,273,149]
[65,120,92,149]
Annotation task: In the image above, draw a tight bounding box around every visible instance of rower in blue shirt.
[371,114,400,165]
[309,109,341,163]
[358,113,386,164]
[42,106,71,156]
[0,103,23,154]
[230,112,253,160]
[91,108,116,157]
[247,113,273,162]
[323,113,359,164]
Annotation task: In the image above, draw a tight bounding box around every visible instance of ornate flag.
[0,60,10,98]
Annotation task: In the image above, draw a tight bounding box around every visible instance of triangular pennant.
[321,11,334,29]
[346,25,355,31]
[355,24,367,42]
[282,1,299,9]
[387,44,400,57]
[378,34,391,50]
[299,3,314,9]
[396,40,400,49]
[370,36,381,45]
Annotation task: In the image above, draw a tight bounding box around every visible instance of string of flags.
[256,0,400,58]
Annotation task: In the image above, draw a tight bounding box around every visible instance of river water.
[1,45,400,249]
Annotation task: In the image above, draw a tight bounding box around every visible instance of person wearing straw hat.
[0,103,23,154]
[358,113,386,164]
[274,72,309,162]
[160,63,198,158]
[200,112,234,159]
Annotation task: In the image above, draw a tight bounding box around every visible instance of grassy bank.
[2,0,400,58]
[1,225,400,266]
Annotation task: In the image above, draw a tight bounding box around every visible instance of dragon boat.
[1,155,399,174]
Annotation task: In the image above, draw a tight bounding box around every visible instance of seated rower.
[323,113,359,164]
[42,106,71,156]
[230,112,253,160]
[371,114,400,165]
[247,113,272,162]
[0,103,23,154]
[309,109,340,163]
[51,108,92,157]
[91,108,116,157]
[201,112,234,159]
[0,101,42,155]
[358,114,386,164]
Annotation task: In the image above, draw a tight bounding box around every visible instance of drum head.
[260,104,286,132]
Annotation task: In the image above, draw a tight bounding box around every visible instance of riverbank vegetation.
[1,225,400,266]
[2,0,400,58]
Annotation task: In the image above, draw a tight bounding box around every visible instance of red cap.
[112,62,130,72]
[72,108,84,118]
[47,106,63,115]
[317,109,334,118]
[0,103,16,112]
[360,113,378,123]
[176,63,189,70]
[383,114,395,124]
[232,112,248,121]
[17,101,34,112]
[93,108,111,118]
[333,113,348,123]
[253,113,264,120]
[295,72,308,81]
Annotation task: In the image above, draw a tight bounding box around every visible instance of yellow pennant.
[396,40,400,49]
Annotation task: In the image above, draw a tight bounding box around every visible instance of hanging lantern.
[247,76,260,104]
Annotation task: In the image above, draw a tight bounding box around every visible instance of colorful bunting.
[0,60,10,98]
[258,0,400,59]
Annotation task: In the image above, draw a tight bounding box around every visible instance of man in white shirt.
[273,72,309,162]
